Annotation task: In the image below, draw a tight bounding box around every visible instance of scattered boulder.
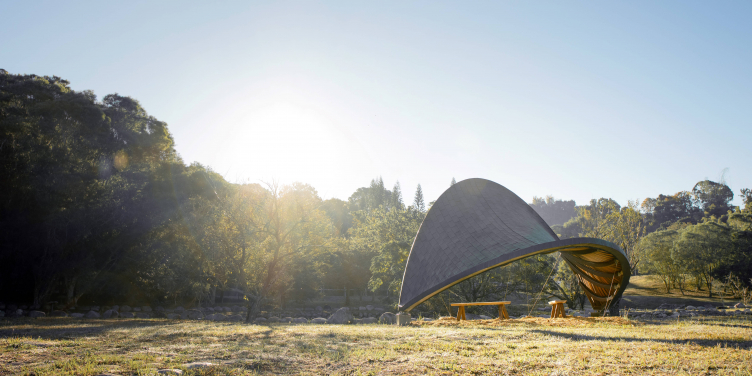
[120,312,135,318]
[102,310,118,319]
[51,310,67,317]
[85,311,101,319]
[207,314,225,321]
[254,317,267,324]
[327,307,354,324]
[479,315,492,320]
[166,313,180,320]
[361,317,377,324]
[142,306,152,312]
[396,312,411,326]
[323,305,332,310]
[155,306,165,312]
[111,305,119,311]
[379,312,396,324]
[186,309,203,320]
[293,317,308,324]
[120,305,132,312]
[316,306,323,311]
[157,369,183,375]
[28,310,45,318]
[734,303,746,308]
[311,317,327,324]
[267,317,280,323]
[70,313,85,318]
[226,314,243,322]
[281,317,293,323]
[366,305,374,311]
[135,312,150,319]
[90,306,100,312]
[133,307,141,312]
[175,306,185,312]
[183,362,214,370]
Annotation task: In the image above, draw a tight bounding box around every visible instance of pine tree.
[451,177,457,186]
[413,184,425,213]
[392,181,403,209]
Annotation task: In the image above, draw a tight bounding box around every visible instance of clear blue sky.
[3,1,751,207]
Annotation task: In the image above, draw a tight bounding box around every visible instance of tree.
[641,229,681,293]
[413,184,425,213]
[739,188,752,212]
[391,181,404,209]
[450,177,457,186]
[692,179,734,218]
[530,196,577,226]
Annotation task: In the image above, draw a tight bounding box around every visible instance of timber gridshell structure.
[398,178,631,313]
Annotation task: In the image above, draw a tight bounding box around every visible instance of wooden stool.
[548,300,567,318]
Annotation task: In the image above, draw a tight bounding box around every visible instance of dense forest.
[2,71,751,320]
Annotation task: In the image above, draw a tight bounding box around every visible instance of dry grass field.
[1,315,751,376]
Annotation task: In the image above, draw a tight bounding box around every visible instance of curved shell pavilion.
[398,178,630,313]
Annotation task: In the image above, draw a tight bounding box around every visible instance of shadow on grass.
[530,329,752,349]
[0,318,191,340]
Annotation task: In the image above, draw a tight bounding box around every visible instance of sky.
[2,1,751,207]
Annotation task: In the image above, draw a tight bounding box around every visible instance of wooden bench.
[548,300,567,318]
[450,301,511,321]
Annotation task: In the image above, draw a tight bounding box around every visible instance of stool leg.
[550,305,555,318]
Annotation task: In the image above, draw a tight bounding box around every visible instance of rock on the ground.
[361,317,377,324]
[135,312,150,319]
[311,317,327,324]
[85,311,101,318]
[51,310,67,317]
[175,306,185,312]
[120,312,135,318]
[166,313,180,319]
[226,314,243,322]
[133,307,141,312]
[379,312,396,324]
[70,313,85,318]
[479,315,492,320]
[207,314,225,321]
[90,306,100,312]
[28,310,45,318]
[293,317,308,323]
[183,362,214,370]
[142,306,152,312]
[102,310,118,319]
[186,309,203,320]
[327,307,354,324]
[281,317,292,323]
[366,305,374,311]
[734,303,746,308]
[157,369,183,375]
[254,317,267,324]
[267,317,280,323]
[120,305,132,312]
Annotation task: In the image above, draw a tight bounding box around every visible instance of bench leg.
[461,307,466,321]
[498,305,509,320]
[457,306,466,321]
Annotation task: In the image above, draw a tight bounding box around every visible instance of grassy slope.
[622,275,744,309]
[1,316,750,375]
